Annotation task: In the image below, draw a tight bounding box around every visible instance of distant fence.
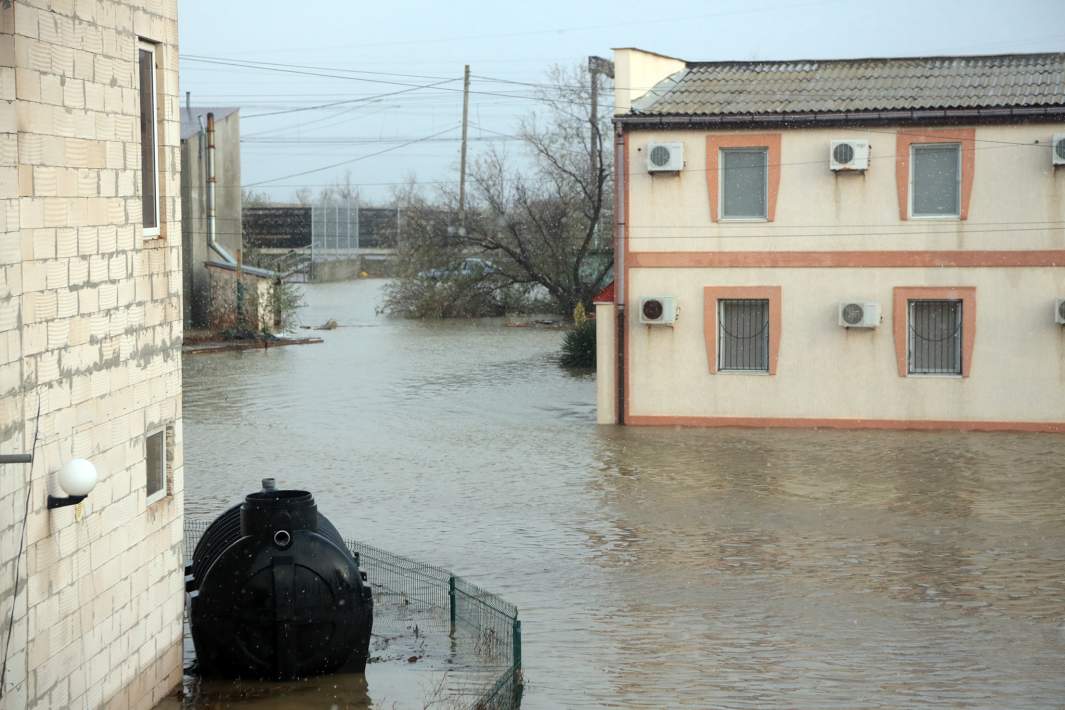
[184,519,523,709]
[311,205,400,253]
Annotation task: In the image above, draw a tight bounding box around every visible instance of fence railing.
[311,204,400,254]
[184,519,522,709]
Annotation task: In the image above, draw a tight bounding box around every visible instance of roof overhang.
[615,105,1065,130]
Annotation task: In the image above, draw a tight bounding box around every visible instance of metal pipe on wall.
[204,112,236,265]
[206,112,217,255]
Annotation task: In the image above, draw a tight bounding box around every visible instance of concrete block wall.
[0,1,184,708]
[205,266,274,334]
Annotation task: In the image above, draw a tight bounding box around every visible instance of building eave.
[614,105,1065,130]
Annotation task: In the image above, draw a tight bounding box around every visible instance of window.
[145,428,167,505]
[720,148,768,219]
[718,299,770,372]
[138,41,160,237]
[910,143,961,218]
[907,300,963,375]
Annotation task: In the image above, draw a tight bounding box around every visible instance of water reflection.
[182,280,1065,709]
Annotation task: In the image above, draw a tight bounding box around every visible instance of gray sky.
[178,0,1065,203]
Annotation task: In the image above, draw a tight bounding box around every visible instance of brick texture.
[0,1,183,708]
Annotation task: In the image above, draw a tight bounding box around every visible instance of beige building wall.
[180,109,241,327]
[612,89,1065,427]
[0,1,184,708]
[627,266,1065,424]
[626,124,1065,253]
[595,302,616,424]
[612,48,685,115]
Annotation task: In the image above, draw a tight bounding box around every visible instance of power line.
[242,125,461,187]
[181,54,458,83]
[241,77,461,118]
[241,135,518,145]
[180,56,598,111]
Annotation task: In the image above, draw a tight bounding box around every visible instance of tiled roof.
[593,281,614,304]
[629,53,1065,116]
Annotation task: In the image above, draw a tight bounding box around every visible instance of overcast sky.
[178,0,1065,203]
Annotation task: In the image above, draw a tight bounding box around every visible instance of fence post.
[448,575,456,630]
[512,618,522,669]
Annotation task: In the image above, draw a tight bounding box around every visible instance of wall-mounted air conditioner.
[838,301,881,328]
[639,296,678,325]
[1052,135,1065,166]
[646,142,684,173]
[830,140,870,171]
[1055,298,1065,324]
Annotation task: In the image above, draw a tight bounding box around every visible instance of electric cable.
[0,397,43,700]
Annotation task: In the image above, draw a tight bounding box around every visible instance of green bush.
[559,318,596,369]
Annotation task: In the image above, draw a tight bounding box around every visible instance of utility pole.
[587,56,615,186]
[458,64,471,221]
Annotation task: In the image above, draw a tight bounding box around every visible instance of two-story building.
[0,1,184,708]
[596,48,1065,432]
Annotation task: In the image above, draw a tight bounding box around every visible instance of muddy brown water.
[181,279,1065,709]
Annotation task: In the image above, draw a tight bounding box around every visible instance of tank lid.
[241,489,318,540]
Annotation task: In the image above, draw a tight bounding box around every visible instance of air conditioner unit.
[1055,298,1065,324]
[639,296,678,326]
[646,142,684,173]
[838,301,881,328]
[1052,134,1065,166]
[829,140,870,171]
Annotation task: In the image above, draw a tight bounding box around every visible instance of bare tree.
[393,64,614,317]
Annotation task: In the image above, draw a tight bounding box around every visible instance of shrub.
[559,318,596,369]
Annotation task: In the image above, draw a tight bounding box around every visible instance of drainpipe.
[206,112,217,255]
[205,112,235,265]
[614,124,626,425]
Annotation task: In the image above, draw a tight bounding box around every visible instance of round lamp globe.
[58,458,97,497]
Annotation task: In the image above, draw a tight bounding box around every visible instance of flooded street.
[182,279,1065,709]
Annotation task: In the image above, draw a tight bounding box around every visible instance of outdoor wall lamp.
[48,458,98,509]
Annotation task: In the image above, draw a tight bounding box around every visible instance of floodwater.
[182,279,1065,709]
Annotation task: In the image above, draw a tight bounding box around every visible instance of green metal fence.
[184,519,523,709]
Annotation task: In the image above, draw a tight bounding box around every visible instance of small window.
[911,143,960,218]
[908,300,962,375]
[720,148,768,219]
[145,428,167,505]
[718,299,770,372]
[138,42,160,237]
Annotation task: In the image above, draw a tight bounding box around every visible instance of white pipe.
[205,112,235,264]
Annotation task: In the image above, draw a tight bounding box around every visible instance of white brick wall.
[0,1,183,708]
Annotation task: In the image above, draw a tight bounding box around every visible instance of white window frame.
[719,147,769,222]
[906,299,963,377]
[909,142,961,220]
[138,40,161,238]
[145,427,168,506]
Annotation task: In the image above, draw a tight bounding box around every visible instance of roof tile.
[630,53,1065,116]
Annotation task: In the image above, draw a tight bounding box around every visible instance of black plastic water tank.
[188,483,373,679]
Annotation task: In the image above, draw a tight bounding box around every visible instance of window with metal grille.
[138,41,160,237]
[718,299,770,372]
[908,300,962,375]
[721,148,768,219]
[911,143,960,217]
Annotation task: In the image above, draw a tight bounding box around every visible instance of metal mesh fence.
[310,205,400,256]
[183,519,522,709]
